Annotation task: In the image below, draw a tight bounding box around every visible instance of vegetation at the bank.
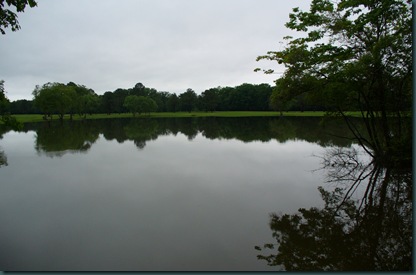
[256,0,412,170]
[0,80,22,130]
[4,82,278,118]
[11,111,344,123]
[1,0,412,169]
[0,0,412,271]
[2,78,366,123]
[254,0,412,271]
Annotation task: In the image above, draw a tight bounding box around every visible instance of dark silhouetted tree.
[256,0,412,168]
[179,88,197,112]
[199,88,219,112]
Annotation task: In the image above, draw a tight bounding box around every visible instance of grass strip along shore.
[7,111,363,124]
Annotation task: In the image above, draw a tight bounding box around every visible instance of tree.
[257,0,412,169]
[142,97,158,115]
[0,0,37,34]
[130,82,147,97]
[166,93,179,112]
[0,80,22,129]
[269,88,292,115]
[216,86,235,111]
[67,82,99,118]
[112,88,129,113]
[179,88,197,112]
[123,95,158,117]
[101,91,115,115]
[123,95,140,117]
[32,82,76,120]
[78,93,99,118]
[199,88,219,112]
[0,80,9,115]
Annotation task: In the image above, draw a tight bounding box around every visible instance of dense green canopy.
[257,0,412,169]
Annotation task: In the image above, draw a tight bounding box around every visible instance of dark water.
[0,116,404,271]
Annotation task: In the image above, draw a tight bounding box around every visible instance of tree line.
[6,78,361,119]
[6,82,278,118]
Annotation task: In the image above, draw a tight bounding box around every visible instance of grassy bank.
[9,111,360,124]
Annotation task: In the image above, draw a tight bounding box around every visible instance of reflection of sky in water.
[0,131,328,271]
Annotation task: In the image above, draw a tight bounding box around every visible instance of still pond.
[0,117,374,271]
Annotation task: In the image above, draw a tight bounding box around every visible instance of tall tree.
[130,82,149,97]
[256,0,412,169]
[179,88,197,112]
[166,93,179,112]
[199,88,219,112]
[101,91,115,115]
[0,0,37,34]
[0,80,9,115]
[112,88,129,113]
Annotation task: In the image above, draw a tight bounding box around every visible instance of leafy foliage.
[255,1,412,270]
[0,80,22,129]
[32,82,77,120]
[179,88,198,113]
[257,0,412,169]
[0,0,37,34]
[123,95,158,116]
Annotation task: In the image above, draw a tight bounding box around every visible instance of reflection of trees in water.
[22,117,367,155]
[269,117,369,147]
[34,121,100,157]
[256,146,412,271]
[0,149,7,167]
[0,125,9,167]
[167,118,198,141]
[123,119,161,150]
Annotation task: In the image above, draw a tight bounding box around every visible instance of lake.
[0,117,367,271]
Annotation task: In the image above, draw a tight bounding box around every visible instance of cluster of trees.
[32,82,99,120]
[8,82,274,118]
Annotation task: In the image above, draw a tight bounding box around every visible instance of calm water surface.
[0,117,356,271]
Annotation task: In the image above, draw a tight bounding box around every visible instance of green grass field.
[7,111,361,124]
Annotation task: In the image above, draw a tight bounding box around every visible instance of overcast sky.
[1,0,311,101]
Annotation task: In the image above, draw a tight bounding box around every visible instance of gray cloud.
[0,0,311,100]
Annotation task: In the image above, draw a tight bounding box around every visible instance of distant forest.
[9,81,328,117]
